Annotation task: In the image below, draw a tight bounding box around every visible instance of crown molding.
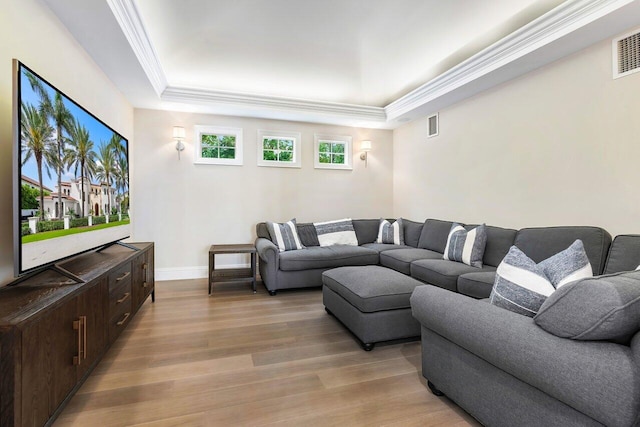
[162,86,387,123]
[106,0,167,96]
[108,0,634,127]
[384,0,636,120]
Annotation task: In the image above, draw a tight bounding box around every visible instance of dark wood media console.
[0,242,154,426]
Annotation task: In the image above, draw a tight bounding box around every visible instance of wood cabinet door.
[76,279,108,380]
[21,296,77,426]
[132,249,154,309]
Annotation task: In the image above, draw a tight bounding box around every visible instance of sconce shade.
[173,126,186,140]
[361,140,372,151]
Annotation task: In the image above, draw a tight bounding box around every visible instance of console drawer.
[109,295,132,342]
[109,279,132,315]
[109,262,132,291]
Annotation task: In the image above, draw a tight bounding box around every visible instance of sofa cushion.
[379,248,442,275]
[352,219,380,245]
[417,219,458,252]
[266,219,305,252]
[296,223,320,247]
[538,239,592,288]
[402,219,423,248]
[513,226,611,275]
[279,245,378,271]
[535,270,640,343]
[377,218,405,245]
[603,235,640,274]
[361,243,412,253]
[323,266,424,312]
[443,223,487,268]
[477,225,517,267]
[314,218,358,246]
[410,285,640,427]
[489,246,555,317]
[411,259,496,292]
[457,271,497,299]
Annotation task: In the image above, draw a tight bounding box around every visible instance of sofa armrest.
[256,237,279,291]
[410,285,640,427]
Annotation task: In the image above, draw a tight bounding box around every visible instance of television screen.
[13,60,130,275]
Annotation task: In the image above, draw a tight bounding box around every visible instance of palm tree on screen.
[26,71,73,219]
[66,119,97,217]
[21,103,53,220]
[113,156,128,215]
[95,144,117,216]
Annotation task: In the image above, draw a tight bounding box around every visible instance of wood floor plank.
[53,279,477,426]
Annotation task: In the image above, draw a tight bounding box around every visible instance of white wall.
[394,31,640,237]
[133,109,393,279]
[0,0,134,286]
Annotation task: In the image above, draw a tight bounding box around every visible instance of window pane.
[263,138,278,150]
[278,139,294,151]
[202,134,220,147]
[219,135,236,148]
[332,143,345,154]
[319,153,331,163]
[263,150,277,161]
[318,142,331,153]
[219,148,235,159]
[202,147,219,158]
[279,151,293,162]
[332,154,345,164]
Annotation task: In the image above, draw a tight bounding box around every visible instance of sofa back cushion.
[402,219,424,248]
[513,226,611,275]
[466,224,517,267]
[603,235,640,274]
[256,222,270,239]
[418,219,457,252]
[352,219,382,245]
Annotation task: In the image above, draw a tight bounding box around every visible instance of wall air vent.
[427,113,439,138]
[613,29,640,79]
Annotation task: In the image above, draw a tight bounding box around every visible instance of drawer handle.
[116,312,130,326]
[116,271,130,282]
[143,263,148,270]
[143,282,148,288]
[117,292,130,304]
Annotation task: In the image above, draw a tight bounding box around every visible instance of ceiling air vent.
[613,29,640,79]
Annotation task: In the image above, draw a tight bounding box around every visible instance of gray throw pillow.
[490,246,555,317]
[443,223,487,268]
[534,270,640,343]
[538,239,592,288]
[314,218,358,246]
[266,219,305,252]
[376,218,404,245]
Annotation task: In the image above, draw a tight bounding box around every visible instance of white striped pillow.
[266,219,304,252]
[443,223,487,268]
[314,218,358,247]
[376,218,404,245]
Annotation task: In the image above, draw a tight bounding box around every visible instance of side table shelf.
[209,244,257,294]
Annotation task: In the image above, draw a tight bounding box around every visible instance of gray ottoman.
[322,265,424,351]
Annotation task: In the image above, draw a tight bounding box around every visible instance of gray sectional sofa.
[256,219,640,426]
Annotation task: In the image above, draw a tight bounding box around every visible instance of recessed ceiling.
[43,0,640,128]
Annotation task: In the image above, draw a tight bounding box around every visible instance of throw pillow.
[538,239,592,288]
[296,223,320,247]
[266,219,305,252]
[376,218,405,245]
[534,270,640,343]
[314,218,358,247]
[490,246,555,317]
[443,223,487,268]
[637,265,640,270]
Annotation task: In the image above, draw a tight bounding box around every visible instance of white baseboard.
[155,263,251,281]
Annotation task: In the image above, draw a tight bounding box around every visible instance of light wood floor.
[54,279,480,427]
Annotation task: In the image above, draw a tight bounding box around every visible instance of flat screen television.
[13,60,131,277]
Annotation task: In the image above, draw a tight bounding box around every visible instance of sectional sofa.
[255,218,611,296]
[256,219,640,426]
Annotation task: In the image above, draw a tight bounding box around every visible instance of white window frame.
[313,134,352,170]
[194,125,243,166]
[257,130,301,168]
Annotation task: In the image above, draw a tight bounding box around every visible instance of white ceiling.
[43,0,640,128]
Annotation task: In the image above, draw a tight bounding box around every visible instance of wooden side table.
[208,244,257,294]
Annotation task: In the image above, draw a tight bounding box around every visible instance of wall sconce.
[360,140,372,167]
[173,126,186,159]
